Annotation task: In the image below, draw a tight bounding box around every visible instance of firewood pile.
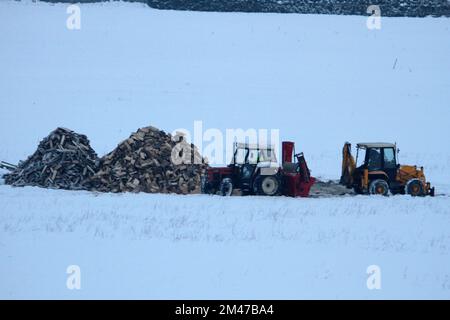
[85,126,207,194]
[4,127,99,189]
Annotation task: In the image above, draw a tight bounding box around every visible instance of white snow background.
[0,0,449,299]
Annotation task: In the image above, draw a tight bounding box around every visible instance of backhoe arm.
[340,142,355,187]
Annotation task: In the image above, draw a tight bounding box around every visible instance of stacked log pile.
[4,128,99,190]
[85,126,207,194]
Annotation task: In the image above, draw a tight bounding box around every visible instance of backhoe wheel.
[369,179,389,196]
[220,178,233,196]
[406,179,424,197]
[254,176,281,196]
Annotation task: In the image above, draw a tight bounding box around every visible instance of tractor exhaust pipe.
[282,141,294,164]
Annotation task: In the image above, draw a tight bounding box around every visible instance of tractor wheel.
[406,179,424,197]
[219,178,233,196]
[254,176,281,196]
[369,179,389,196]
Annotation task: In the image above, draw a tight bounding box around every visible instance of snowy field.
[1,186,450,299]
[0,1,450,299]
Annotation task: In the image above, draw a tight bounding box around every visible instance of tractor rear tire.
[369,179,389,196]
[220,178,233,196]
[406,179,425,197]
[254,175,281,196]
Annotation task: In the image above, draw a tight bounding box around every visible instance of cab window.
[367,148,382,170]
[356,148,366,167]
[248,149,258,164]
[259,149,277,162]
[383,148,396,169]
[234,148,247,164]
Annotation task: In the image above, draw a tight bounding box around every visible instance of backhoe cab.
[340,142,434,196]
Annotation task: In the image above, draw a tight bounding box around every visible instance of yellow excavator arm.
[340,142,356,187]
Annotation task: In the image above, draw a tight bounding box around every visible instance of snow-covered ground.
[1,186,450,299]
[0,1,449,299]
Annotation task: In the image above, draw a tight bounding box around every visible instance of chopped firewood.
[4,127,98,190]
[85,126,208,194]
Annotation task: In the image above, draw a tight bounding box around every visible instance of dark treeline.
[38,0,450,17]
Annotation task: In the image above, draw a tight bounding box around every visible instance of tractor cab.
[231,143,277,166]
[231,143,277,164]
[229,143,278,194]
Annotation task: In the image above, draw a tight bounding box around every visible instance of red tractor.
[201,141,315,197]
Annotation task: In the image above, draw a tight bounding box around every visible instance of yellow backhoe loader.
[340,142,434,196]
